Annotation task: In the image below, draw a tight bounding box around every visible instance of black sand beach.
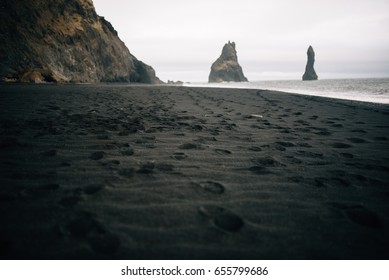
[0,84,388,259]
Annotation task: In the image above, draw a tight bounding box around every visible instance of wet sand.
[0,83,388,259]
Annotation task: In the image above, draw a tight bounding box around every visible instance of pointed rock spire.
[302,45,318,81]
[208,41,248,83]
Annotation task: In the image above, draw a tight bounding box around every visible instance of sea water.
[186,78,389,104]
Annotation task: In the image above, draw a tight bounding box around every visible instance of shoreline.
[0,84,388,259]
[186,84,389,109]
[3,81,389,107]
[185,77,389,105]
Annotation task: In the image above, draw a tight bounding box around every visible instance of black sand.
[0,84,388,259]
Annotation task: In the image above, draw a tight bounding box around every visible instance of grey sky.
[93,0,389,82]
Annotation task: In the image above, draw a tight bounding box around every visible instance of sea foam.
[187,78,389,104]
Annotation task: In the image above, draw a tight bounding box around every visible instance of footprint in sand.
[351,129,366,133]
[295,120,310,126]
[354,174,367,182]
[38,183,60,191]
[172,152,188,160]
[0,192,17,202]
[59,195,82,207]
[66,214,104,238]
[118,168,135,178]
[248,146,262,152]
[84,184,105,195]
[120,147,134,156]
[297,142,312,148]
[118,130,129,136]
[179,143,202,150]
[26,183,60,197]
[275,141,295,148]
[314,177,351,188]
[137,162,155,174]
[285,156,303,164]
[155,163,174,172]
[332,143,352,149]
[196,181,225,194]
[42,149,57,157]
[273,141,295,151]
[66,213,120,255]
[214,213,244,232]
[214,149,232,155]
[252,156,283,167]
[197,136,217,143]
[297,151,324,158]
[60,161,72,167]
[198,206,244,232]
[191,124,203,131]
[373,136,388,141]
[88,232,121,255]
[105,160,120,166]
[314,128,332,136]
[328,203,382,228]
[287,176,305,183]
[96,134,110,140]
[89,151,104,160]
[347,138,367,144]
[316,131,332,136]
[248,166,270,175]
[340,153,354,159]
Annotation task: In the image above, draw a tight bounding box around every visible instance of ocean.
[186,78,389,104]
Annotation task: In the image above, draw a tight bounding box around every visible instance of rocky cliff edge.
[0,0,163,83]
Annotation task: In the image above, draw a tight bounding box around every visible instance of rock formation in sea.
[302,45,318,81]
[209,41,248,83]
[0,0,162,83]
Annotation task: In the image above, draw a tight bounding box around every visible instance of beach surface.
[0,84,388,259]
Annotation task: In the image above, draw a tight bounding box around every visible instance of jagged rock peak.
[302,45,318,81]
[221,41,237,61]
[0,0,163,84]
[208,41,248,83]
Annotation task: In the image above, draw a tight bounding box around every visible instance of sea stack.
[209,41,248,83]
[302,46,318,81]
[0,0,162,83]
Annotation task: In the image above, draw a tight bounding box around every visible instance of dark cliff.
[209,41,248,83]
[0,0,162,83]
[302,45,318,81]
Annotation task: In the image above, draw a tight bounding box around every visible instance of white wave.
[185,78,389,104]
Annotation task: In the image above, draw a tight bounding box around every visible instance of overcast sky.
[93,0,389,82]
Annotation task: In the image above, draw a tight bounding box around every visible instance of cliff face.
[209,41,248,83]
[302,46,318,81]
[0,0,162,83]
